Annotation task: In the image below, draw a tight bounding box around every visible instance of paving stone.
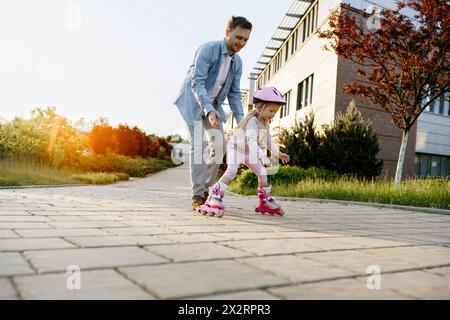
[424,267,450,279]
[0,216,51,222]
[0,222,51,229]
[14,269,154,300]
[80,215,127,221]
[24,246,168,273]
[238,255,354,282]
[48,216,87,222]
[0,238,75,252]
[15,228,111,238]
[101,227,177,236]
[268,278,409,299]
[48,221,127,229]
[158,233,223,243]
[0,211,31,216]
[211,231,345,241]
[0,278,18,299]
[0,230,17,239]
[165,224,281,234]
[145,243,251,262]
[66,235,174,248]
[120,260,288,299]
[361,271,450,299]
[193,290,280,300]
[363,246,450,267]
[220,239,319,256]
[393,234,450,244]
[301,250,421,275]
[0,252,34,276]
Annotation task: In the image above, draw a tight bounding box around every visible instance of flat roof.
[249,0,315,80]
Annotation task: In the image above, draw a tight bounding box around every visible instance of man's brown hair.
[227,16,252,31]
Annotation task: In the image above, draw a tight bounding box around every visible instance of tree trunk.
[394,129,409,186]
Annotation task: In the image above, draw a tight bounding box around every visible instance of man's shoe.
[192,197,206,210]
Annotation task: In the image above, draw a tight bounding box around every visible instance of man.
[174,16,252,210]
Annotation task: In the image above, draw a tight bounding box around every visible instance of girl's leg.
[198,147,242,217]
[219,146,244,186]
[219,163,238,186]
[245,161,269,187]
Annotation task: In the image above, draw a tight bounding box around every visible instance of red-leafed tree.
[115,124,148,157]
[319,0,449,184]
[88,118,118,155]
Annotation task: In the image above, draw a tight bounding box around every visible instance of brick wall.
[335,57,416,178]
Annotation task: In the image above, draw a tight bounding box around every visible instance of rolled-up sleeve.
[191,45,214,114]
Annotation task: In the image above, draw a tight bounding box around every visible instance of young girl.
[197,87,290,218]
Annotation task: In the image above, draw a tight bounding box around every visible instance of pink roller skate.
[196,183,225,218]
[255,185,284,216]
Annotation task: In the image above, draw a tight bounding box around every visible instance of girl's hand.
[261,155,272,167]
[280,152,290,165]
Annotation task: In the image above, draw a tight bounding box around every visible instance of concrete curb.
[0,184,90,190]
[0,178,142,190]
[229,191,450,216]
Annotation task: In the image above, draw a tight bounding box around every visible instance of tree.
[115,124,148,157]
[319,0,449,184]
[88,118,118,155]
[322,100,383,179]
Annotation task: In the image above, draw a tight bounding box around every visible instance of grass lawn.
[230,177,450,210]
[0,157,175,186]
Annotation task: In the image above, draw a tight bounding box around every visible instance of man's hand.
[207,110,220,129]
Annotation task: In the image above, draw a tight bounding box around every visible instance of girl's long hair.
[234,103,268,131]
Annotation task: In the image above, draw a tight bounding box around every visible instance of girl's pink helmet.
[253,87,286,105]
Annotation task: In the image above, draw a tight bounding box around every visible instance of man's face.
[225,26,251,54]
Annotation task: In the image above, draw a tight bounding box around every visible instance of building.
[228,0,449,178]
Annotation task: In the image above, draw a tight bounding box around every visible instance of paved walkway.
[1,164,450,299]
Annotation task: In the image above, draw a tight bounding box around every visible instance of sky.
[0,0,294,137]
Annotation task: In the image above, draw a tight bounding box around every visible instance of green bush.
[77,153,175,177]
[322,101,383,178]
[70,172,129,185]
[235,165,339,189]
[277,100,383,179]
[278,112,324,168]
[0,107,88,169]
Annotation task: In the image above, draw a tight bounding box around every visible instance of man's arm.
[227,62,244,124]
[191,44,214,115]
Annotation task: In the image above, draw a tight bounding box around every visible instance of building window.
[296,74,314,110]
[285,42,289,61]
[297,82,303,110]
[310,7,315,34]
[281,90,291,118]
[292,30,297,53]
[415,153,450,178]
[423,91,449,116]
[305,15,310,39]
